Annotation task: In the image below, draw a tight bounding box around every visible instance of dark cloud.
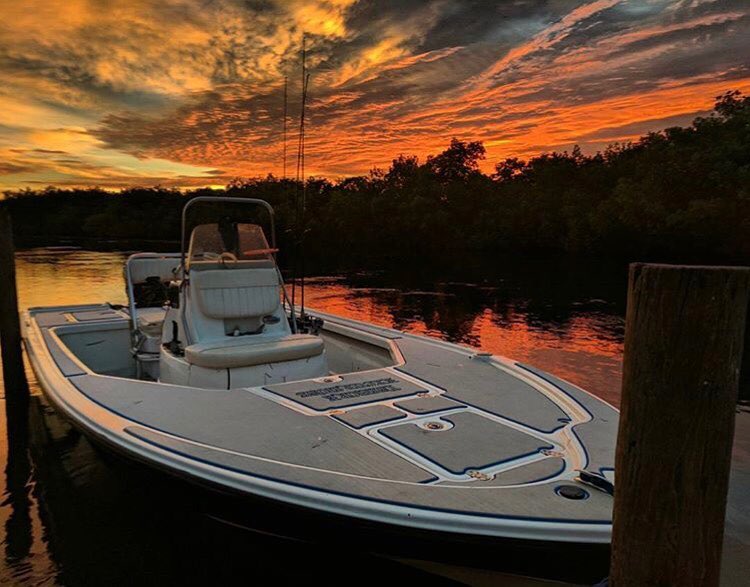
[0,162,34,175]
[574,110,713,142]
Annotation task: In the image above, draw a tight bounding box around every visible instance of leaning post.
[0,205,28,407]
[610,263,750,587]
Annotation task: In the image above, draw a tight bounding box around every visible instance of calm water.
[0,248,627,585]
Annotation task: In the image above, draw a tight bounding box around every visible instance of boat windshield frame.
[180,196,276,276]
[187,222,277,269]
[178,196,296,332]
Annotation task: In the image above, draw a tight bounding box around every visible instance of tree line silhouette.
[4,90,749,268]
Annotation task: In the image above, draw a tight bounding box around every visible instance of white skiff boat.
[21,197,618,577]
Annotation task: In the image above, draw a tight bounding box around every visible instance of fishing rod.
[299,70,310,318]
[282,75,288,180]
[289,36,319,333]
[291,35,309,320]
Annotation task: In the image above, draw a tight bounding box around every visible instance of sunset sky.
[1,0,749,190]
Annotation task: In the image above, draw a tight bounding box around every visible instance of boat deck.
[23,304,618,541]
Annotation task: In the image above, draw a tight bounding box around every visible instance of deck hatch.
[379,412,553,475]
[395,396,462,414]
[71,309,123,321]
[333,405,405,429]
[34,311,75,328]
[395,338,569,432]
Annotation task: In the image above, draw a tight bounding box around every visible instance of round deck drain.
[417,419,453,432]
[555,485,589,500]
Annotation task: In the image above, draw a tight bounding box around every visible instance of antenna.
[282,75,288,179]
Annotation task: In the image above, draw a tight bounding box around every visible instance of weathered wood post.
[610,263,750,587]
[0,206,29,407]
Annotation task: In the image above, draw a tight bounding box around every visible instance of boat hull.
[64,412,610,583]
[22,302,618,582]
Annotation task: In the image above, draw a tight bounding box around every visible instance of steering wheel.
[219,252,238,265]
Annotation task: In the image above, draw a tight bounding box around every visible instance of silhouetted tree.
[426,139,486,182]
[3,90,749,266]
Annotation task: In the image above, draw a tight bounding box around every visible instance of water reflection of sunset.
[302,279,624,406]
[15,250,129,309]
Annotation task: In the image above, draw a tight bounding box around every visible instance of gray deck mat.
[518,364,618,474]
[395,338,568,432]
[34,311,73,328]
[34,308,125,327]
[442,458,566,487]
[71,309,123,321]
[127,426,611,521]
[264,370,426,411]
[394,395,462,414]
[379,412,553,475]
[42,330,86,377]
[333,405,405,429]
[71,375,433,483]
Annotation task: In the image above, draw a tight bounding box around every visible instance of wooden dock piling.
[610,263,750,587]
[0,206,28,407]
[740,296,750,402]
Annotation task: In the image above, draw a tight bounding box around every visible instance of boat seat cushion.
[185,334,324,369]
[191,268,280,320]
